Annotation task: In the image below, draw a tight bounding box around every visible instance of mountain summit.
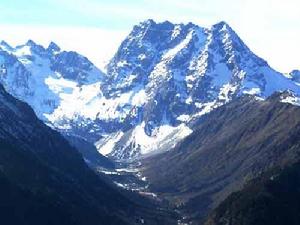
[100,20,300,159]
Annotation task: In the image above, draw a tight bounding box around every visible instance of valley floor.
[97,161,193,225]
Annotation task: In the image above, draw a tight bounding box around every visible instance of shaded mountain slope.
[0,84,177,225]
[141,92,300,224]
[0,168,78,225]
[65,135,115,169]
[205,160,300,225]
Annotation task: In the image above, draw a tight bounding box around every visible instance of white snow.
[116,168,139,173]
[177,114,191,122]
[99,170,120,175]
[171,25,182,40]
[45,75,77,94]
[117,60,128,68]
[131,89,148,106]
[280,94,300,106]
[141,176,147,181]
[162,30,193,60]
[46,83,148,124]
[218,84,238,102]
[138,54,146,60]
[185,96,193,104]
[120,122,192,156]
[139,191,157,198]
[96,131,124,155]
[194,101,221,117]
[14,46,31,58]
[243,88,261,95]
[114,182,127,189]
[187,30,212,79]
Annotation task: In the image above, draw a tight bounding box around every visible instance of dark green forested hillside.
[205,161,300,225]
[142,93,300,224]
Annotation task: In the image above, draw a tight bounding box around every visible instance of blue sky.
[0,0,240,28]
[0,0,299,72]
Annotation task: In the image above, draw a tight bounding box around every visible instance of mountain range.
[1,20,300,161]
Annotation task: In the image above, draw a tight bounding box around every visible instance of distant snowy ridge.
[0,40,104,120]
[0,20,300,160]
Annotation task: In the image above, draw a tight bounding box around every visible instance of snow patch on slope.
[96,131,124,155]
[280,94,300,106]
[109,122,193,159]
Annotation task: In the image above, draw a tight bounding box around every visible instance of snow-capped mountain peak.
[0,40,13,52]
[0,20,300,160]
[0,39,105,121]
[25,39,38,46]
[102,20,300,159]
[47,41,61,53]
